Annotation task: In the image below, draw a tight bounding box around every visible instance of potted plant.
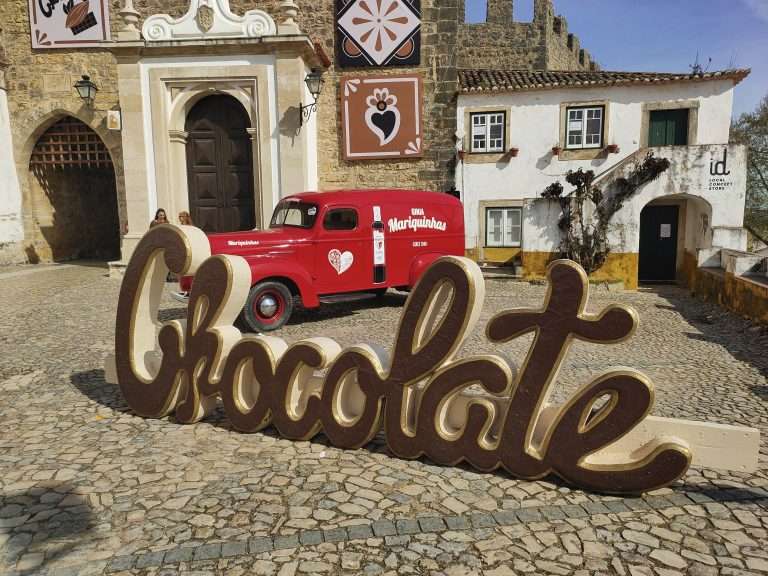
[551,145,561,156]
[508,147,519,157]
[606,144,620,154]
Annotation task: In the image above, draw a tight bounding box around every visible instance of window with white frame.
[566,106,604,149]
[485,207,522,247]
[471,112,506,153]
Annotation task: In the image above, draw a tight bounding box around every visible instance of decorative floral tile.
[336,0,421,67]
[341,74,423,160]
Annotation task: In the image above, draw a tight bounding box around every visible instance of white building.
[455,69,750,288]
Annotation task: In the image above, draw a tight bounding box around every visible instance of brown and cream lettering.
[106,225,759,494]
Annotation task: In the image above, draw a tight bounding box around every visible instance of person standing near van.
[178,211,194,226]
[150,209,168,228]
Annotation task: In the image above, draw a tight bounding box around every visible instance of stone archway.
[637,194,713,286]
[26,116,120,262]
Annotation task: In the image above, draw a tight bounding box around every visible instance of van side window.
[323,208,358,231]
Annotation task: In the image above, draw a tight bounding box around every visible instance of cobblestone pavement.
[1,262,768,575]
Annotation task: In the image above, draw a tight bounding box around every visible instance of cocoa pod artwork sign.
[106,225,759,494]
[29,0,111,48]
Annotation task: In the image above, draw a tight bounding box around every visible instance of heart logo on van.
[328,249,354,275]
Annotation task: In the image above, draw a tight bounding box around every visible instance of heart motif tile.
[328,249,354,275]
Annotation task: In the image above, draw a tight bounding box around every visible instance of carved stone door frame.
[150,67,271,230]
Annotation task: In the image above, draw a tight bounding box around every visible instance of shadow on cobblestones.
[66,368,580,489]
[682,485,768,503]
[654,287,768,382]
[1,482,95,574]
[69,370,129,413]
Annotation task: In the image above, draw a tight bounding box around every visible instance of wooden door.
[314,206,367,294]
[649,109,689,146]
[186,95,255,233]
[639,205,679,283]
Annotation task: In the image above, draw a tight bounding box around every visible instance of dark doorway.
[28,116,120,262]
[185,94,255,233]
[639,204,679,283]
[649,109,689,146]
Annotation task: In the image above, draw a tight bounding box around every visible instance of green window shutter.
[649,110,669,146]
[672,109,689,145]
[649,109,689,146]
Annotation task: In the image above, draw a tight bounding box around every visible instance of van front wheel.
[242,281,293,332]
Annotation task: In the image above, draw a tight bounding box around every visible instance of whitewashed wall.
[456,79,738,252]
[0,85,24,262]
[607,144,747,253]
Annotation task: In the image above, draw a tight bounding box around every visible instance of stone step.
[479,264,523,280]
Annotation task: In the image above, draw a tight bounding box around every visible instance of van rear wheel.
[242,281,293,332]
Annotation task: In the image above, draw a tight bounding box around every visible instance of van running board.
[319,292,379,304]
[170,291,382,306]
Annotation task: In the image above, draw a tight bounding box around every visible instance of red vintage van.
[179,189,464,332]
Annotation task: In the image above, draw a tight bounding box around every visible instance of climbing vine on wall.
[542,152,671,275]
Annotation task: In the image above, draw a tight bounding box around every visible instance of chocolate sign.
[29,0,110,48]
[105,225,759,494]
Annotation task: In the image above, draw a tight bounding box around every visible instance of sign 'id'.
[29,0,111,48]
[106,225,759,494]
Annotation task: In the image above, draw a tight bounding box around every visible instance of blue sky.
[465,0,768,118]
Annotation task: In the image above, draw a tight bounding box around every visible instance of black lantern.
[300,69,324,126]
[74,75,98,106]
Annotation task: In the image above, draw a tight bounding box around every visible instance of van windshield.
[270,201,318,229]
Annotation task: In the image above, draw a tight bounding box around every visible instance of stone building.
[0,0,595,265]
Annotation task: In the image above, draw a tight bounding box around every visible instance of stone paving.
[1,262,768,575]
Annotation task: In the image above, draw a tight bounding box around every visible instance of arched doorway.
[28,116,120,262]
[638,195,713,285]
[185,94,255,233]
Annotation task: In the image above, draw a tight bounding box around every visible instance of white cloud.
[742,0,768,22]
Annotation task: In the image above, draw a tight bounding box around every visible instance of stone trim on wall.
[152,68,273,230]
[557,99,610,161]
[461,105,513,164]
[141,0,277,42]
[478,199,523,262]
[639,99,700,148]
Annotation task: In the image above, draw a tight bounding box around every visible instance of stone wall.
[107,0,460,193]
[0,1,461,258]
[693,267,768,325]
[458,0,597,71]
[0,0,125,263]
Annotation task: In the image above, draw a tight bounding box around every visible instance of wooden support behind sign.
[105,225,760,493]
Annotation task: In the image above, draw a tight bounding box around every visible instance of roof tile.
[458,69,750,93]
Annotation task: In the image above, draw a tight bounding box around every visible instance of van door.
[314,206,368,294]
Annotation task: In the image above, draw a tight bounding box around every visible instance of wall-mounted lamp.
[300,69,324,126]
[74,75,98,107]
